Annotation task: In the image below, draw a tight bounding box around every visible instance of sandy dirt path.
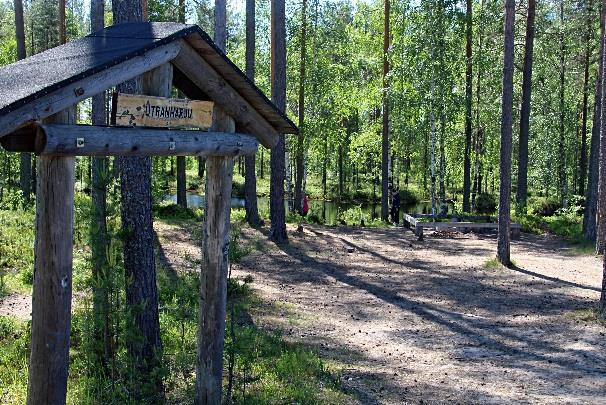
[5,221,599,403]
[229,225,606,404]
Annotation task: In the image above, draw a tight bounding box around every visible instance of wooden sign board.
[112,93,214,129]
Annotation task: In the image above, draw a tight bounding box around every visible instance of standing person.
[391,188,401,224]
[302,194,309,217]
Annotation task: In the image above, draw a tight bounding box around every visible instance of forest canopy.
[0,0,598,207]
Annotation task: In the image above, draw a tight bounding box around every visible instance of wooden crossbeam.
[26,124,258,157]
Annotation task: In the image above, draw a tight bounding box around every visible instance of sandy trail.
[230,225,605,404]
[4,221,603,403]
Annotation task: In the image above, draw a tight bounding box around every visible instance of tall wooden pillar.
[197,108,235,404]
[27,107,76,405]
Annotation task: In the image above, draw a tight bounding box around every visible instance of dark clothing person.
[391,191,401,224]
[302,195,309,216]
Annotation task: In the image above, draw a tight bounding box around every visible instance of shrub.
[530,197,561,217]
[557,194,585,216]
[153,203,201,220]
[475,193,497,214]
[400,189,419,207]
[513,213,546,234]
[307,213,323,224]
[187,179,201,191]
[231,181,245,198]
[338,205,368,226]
[546,213,582,238]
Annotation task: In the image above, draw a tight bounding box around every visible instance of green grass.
[565,308,606,326]
[483,258,501,269]
[0,200,352,404]
[0,316,29,404]
[0,208,35,297]
[514,211,599,255]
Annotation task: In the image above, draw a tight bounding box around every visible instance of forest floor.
[226,224,606,404]
[2,220,605,403]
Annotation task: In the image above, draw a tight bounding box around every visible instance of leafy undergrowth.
[0,204,351,404]
[565,308,606,326]
[0,208,35,298]
[513,212,590,246]
[0,316,29,403]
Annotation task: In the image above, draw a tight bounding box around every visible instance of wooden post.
[415,223,424,241]
[27,106,76,405]
[197,108,235,404]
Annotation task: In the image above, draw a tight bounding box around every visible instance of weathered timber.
[27,107,76,405]
[172,40,279,148]
[1,124,36,151]
[197,108,234,404]
[0,41,181,138]
[402,213,521,241]
[112,93,214,129]
[410,213,494,222]
[31,124,257,157]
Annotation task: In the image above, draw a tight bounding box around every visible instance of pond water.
[165,193,454,224]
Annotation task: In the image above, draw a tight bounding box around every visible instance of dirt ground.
[4,221,605,403]
[230,224,606,404]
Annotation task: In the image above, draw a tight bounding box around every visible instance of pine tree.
[497,0,515,266]
[269,0,288,243]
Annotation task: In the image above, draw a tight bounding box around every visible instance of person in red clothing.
[302,194,309,216]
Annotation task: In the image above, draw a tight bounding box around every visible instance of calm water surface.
[165,193,453,224]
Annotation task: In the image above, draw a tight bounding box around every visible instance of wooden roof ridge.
[0,22,297,146]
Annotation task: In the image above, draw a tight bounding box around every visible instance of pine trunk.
[244,0,261,226]
[294,0,307,215]
[113,0,163,398]
[516,0,535,213]
[558,0,567,208]
[497,0,515,266]
[59,0,66,44]
[175,0,187,208]
[269,0,288,243]
[381,0,390,222]
[472,0,485,211]
[176,157,187,207]
[90,0,111,369]
[584,0,606,241]
[15,0,31,203]
[579,0,593,196]
[463,0,473,212]
[597,0,606,253]
[214,0,227,52]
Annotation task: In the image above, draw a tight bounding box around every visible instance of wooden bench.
[403,213,521,241]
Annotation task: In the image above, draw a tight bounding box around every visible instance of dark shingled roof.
[0,22,297,134]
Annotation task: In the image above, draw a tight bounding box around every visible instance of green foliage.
[529,197,562,217]
[232,180,245,198]
[545,213,582,239]
[0,316,29,404]
[224,278,348,404]
[0,208,35,294]
[154,203,202,221]
[475,193,497,214]
[556,194,585,216]
[338,205,368,226]
[513,211,583,242]
[513,213,546,234]
[483,258,501,269]
[229,225,252,264]
[400,189,419,207]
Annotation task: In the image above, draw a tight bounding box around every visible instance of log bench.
[403,213,521,241]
